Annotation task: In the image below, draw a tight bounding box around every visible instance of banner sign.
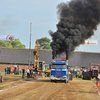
[0,35,15,41]
[85,40,98,45]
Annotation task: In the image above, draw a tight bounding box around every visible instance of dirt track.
[0,77,100,100]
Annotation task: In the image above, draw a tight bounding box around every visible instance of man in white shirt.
[19,68,21,74]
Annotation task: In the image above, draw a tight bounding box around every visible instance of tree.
[0,38,26,48]
[38,37,51,50]
[0,41,12,47]
[11,38,26,48]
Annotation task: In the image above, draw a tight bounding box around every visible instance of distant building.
[0,47,100,69]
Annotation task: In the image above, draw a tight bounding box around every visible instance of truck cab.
[50,59,69,83]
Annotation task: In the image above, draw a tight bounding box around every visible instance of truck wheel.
[67,79,69,83]
[65,79,69,83]
[47,73,50,77]
[55,80,57,83]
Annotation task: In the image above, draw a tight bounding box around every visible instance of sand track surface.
[0,77,100,100]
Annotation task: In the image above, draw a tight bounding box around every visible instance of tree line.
[0,37,51,50]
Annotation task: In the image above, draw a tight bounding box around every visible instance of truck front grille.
[56,71,61,77]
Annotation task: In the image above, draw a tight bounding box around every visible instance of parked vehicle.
[74,67,82,78]
[7,65,19,75]
[89,63,100,78]
[82,63,100,80]
[44,64,51,77]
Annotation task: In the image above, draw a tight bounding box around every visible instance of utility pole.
[29,22,32,68]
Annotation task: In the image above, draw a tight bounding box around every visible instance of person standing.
[22,68,25,78]
[27,68,30,78]
[19,68,21,74]
[5,67,7,76]
[97,74,100,85]
[30,68,32,78]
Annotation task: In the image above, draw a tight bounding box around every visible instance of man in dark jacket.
[22,68,25,78]
[5,68,7,76]
[30,68,32,78]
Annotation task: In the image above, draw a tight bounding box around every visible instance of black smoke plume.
[49,0,100,60]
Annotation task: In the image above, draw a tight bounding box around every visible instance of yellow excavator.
[33,39,45,72]
[32,39,51,78]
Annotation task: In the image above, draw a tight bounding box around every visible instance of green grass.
[91,78,96,81]
[0,72,27,78]
[44,77,50,78]
[0,79,23,87]
[0,82,10,87]
[0,72,5,76]
[74,77,83,80]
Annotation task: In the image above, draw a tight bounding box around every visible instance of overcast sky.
[0,0,100,53]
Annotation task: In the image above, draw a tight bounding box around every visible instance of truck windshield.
[91,65,99,70]
[52,64,66,69]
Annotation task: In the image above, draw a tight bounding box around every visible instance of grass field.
[0,72,27,77]
[0,72,96,82]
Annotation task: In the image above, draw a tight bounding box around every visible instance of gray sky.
[0,0,100,52]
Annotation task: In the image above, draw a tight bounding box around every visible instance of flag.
[0,35,15,41]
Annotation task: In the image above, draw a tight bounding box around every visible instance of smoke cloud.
[49,0,100,59]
